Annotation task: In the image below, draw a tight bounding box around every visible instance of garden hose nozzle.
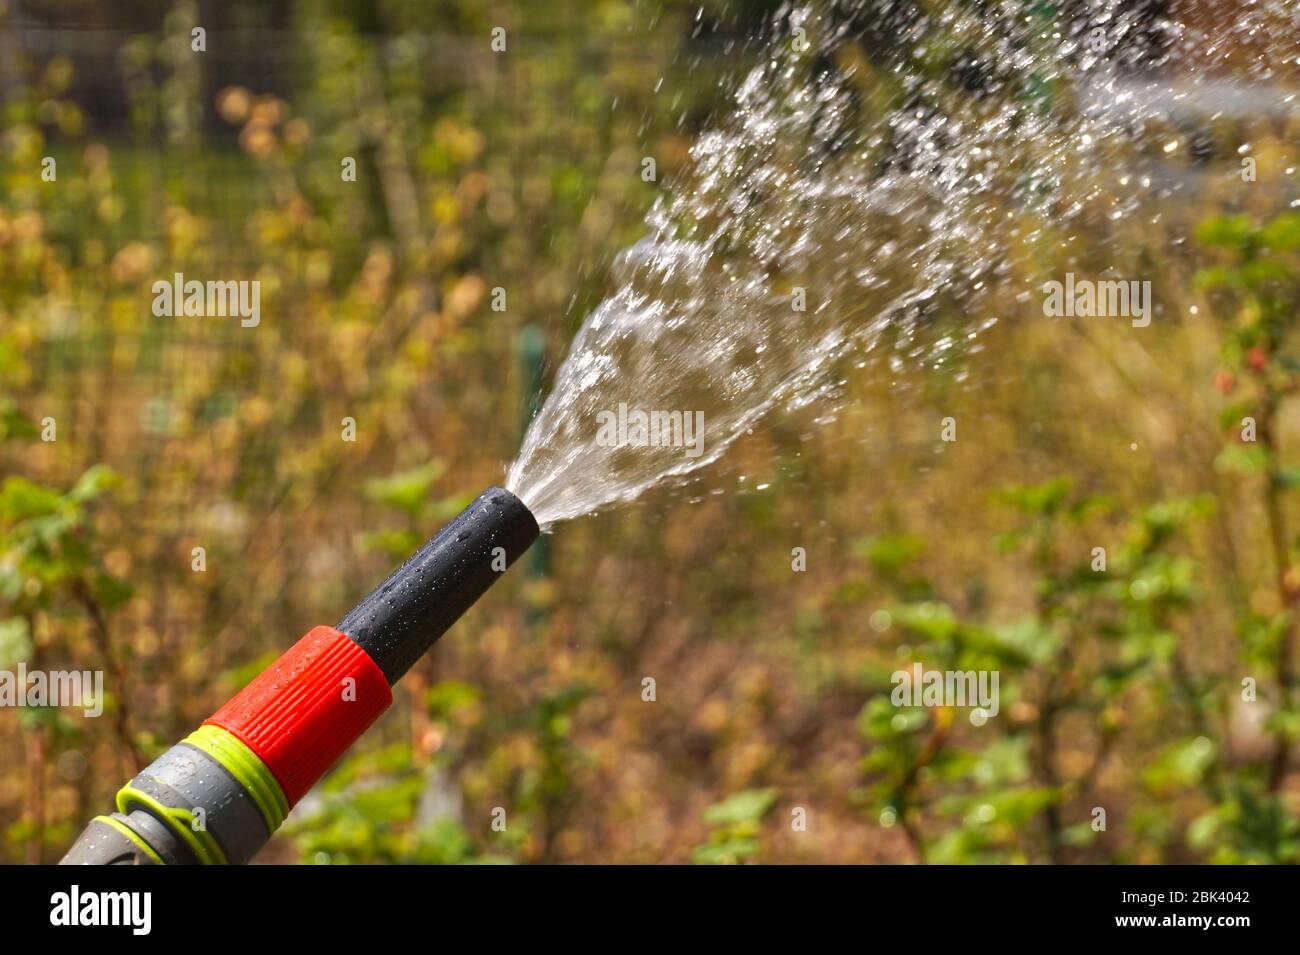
[60,486,539,865]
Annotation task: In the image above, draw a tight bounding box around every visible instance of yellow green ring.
[94,814,165,865]
[116,784,229,865]
[184,724,290,832]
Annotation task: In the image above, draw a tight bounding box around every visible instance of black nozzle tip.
[337,485,539,684]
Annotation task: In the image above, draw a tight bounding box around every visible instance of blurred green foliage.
[693,788,779,864]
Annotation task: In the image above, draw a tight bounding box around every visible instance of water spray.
[60,487,538,865]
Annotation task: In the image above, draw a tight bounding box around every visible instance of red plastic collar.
[205,625,392,805]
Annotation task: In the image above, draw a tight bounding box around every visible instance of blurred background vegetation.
[2,0,1299,863]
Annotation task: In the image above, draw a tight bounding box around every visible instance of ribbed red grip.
[205,625,392,805]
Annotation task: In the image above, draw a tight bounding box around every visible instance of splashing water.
[508,0,1300,528]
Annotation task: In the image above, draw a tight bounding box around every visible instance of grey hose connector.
[61,742,271,865]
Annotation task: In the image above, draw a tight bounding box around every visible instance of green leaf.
[851,534,925,574]
[0,618,33,668]
[1213,445,1269,476]
[994,477,1073,516]
[982,616,1061,666]
[0,565,22,602]
[1193,265,1238,292]
[426,679,482,719]
[1187,809,1221,851]
[429,491,475,521]
[1218,402,1253,431]
[1143,737,1216,791]
[363,461,446,515]
[890,602,959,641]
[1195,214,1254,249]
[702,788,779,827]
[0,400,38,443]
[0,478,64,522]
[90,571,134,609]
[356,528,422,559]
[692,837,760,865]
[1240,257,1294,288]
[67,465,120,504]
[1258,212,1300,251]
